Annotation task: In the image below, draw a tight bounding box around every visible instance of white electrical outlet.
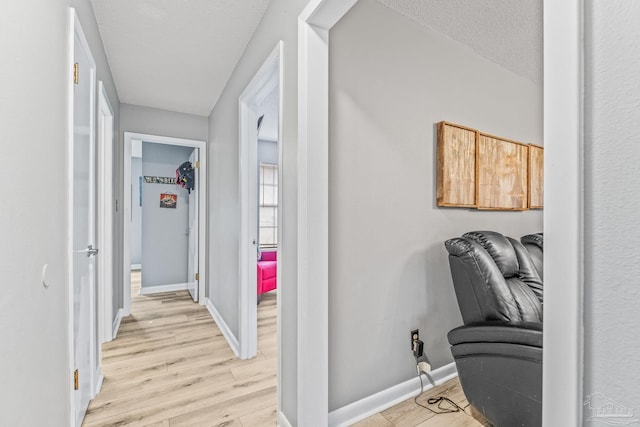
[418,361,431,375]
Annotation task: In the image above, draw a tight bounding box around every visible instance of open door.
[187,148,199,302]
[70,10,98,426]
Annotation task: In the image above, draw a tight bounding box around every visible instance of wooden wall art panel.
[528,144,544,208]
[437,122,477,207]
[477,134,529,210]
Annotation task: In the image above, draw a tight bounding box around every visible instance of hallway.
[83,272,277,426]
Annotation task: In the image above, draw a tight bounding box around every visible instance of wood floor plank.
[363,378,489,427]
[238,405,278,427]
[351,413,395,427]
[231,358,277,381]
[169,385,277,427]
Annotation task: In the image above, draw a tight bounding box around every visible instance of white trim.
[275,45,285,427]
[205,298,240,357]
[138,282,189,295]
[277,411,293,427]
[67,10,75,425]
[123,136,132,316]
[297,1,358,423]
[122,132,208,315]
[112,308,124,340]
[97,81,114,345]
[130,264,142,271]
[328,363,458,427]
[238,41,283,361]
[543,0,584,425]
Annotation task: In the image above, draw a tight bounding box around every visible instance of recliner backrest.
[445,231,543,325]
[521,233,543,278]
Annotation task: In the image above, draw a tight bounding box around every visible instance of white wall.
[207,0,308,422]
[258,139,279,165]
[0,2,70,424]
[140,143,193,287]
[120,103,208,142]
[583,1,640,416]
[258,84,279,143]
[328,1,543,411]
[0,0,119,425]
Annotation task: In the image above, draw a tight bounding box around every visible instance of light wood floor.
[83,272,277,426]
[84,273,488,426]
[355,378,491,427]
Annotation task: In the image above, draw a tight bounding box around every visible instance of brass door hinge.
[73,63,79,85]
[74,369,79,390]
[195,161,200,169]
[195,273,199,281]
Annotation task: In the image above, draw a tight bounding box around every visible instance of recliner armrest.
[448,321,542,348]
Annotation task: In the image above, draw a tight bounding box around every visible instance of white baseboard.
[277,411,293,427]
[205,298,240,357]
[139,282,188,295]
[328,362,458,427]
[112,308,124,339]
[130,264,142,271]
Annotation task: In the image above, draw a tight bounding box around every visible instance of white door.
[187,149,199,301]
[71,14,97,427]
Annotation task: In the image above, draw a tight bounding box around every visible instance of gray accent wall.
[328,1,543,411]
[131,156,142,266]
[207,0,308,423]
[583,1,640,418]
[140,143,193,287]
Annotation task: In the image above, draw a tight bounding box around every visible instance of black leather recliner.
[445,231,543,426]
[521,233,544,278]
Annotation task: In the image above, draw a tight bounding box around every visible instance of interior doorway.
[238,42,283,363]
[122,133,207,317]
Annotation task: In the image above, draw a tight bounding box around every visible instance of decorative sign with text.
[144,176,177,184]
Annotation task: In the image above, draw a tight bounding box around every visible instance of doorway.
[238,42,283,363]
[122,133,207,318]
[297,0,581,424]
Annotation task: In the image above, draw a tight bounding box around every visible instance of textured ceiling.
[90,0,541,118]
[90,0,271,116]
[377,0,543,85]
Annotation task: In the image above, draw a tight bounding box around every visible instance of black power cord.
[413,355,470,416]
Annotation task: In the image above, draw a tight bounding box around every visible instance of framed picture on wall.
[159,193,177,209]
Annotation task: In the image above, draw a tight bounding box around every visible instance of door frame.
[97,81,114,345]
[542,0,584,425]
[238,41,283,361]
[187,148,200,302]
[122,132,208,315]
[297,0,584,424]
[297,1,357,422]
[67,8,100,426]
